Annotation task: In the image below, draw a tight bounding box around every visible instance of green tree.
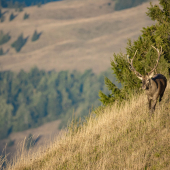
[0,97,13,139]
[14,1,19,11]
[11,33,26,52]
[1,0,8,8]
[99,0,170,105]
[114,0,147,11]
[9,13,15,21]
[25,133,34,150]
[7,0,13,8]
[0,68,119,139]
[31,30,40,41]
[0,47,3,55]
[23,12,29,20]
[37,2,41,7]
[0,31,11,45]
[9,12,15,21]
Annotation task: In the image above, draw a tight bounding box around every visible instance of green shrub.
[114,0,147,11]
[0,48,3,55]
[9,12,15,21]
[37,2,41,7]
[23,12,29,20]
[0,31,11,45]
[31,30,40,41]
[11,33,27,52]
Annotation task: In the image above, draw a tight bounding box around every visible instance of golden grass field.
[2,82,170,170]
[0,0,158,74]
[0,0,161,165]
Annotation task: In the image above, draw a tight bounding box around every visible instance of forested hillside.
[1,0,149,10]
[0,68,120,139]
[1,0,61,7]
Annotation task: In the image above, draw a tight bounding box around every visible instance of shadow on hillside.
[34,135,42,145]
[37,32,42,39]
[24,36,29,44]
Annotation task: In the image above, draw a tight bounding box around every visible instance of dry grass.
[0,0,158,73]
[0,120,61,161]
[2,82,170,170]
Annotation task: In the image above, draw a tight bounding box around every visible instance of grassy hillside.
[0,0,157,74]
[2,82,170,169]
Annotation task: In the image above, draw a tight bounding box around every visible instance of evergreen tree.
[7,0,13,8]
[31,30,40,41]
[0,31,11,45]
[11,33,26,52]
[0,47,3,55]
[18,6,23,12]
[0,9,5,22]
[99,0,170,105]
[1,0,7,8]
[0,48,4,55]
[114,0,147,11]
[37,2,41,7]
[14,1,19,11]
[9,12,15,21]
[23,12,29,20]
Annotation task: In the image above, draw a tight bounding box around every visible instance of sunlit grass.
[2,83,170,170]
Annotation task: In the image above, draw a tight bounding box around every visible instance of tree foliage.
[0,31,11,45]
[0,47,3,55]
[1,0,61,8]
[23,12,29,20]
[99,0,170,105]
[11,33,27,52]
[9,12,15,21]
[0,68,120,139]
[114,0,148,11]
[31,30,40,42]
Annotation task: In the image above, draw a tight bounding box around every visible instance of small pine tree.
[0,9,5,22]
[11,33,26,52]
[1,0,7,8]
[25,134,35,150]
[23,13,29,20]
[7,0,13,8]
[0,31,11,45]
[0,47,3,55]
[114,0,147,11]
[9,12,15,21]
[18,6,23,12]
[99,0,170,105]
[31,30,39,41]
[37,2,41,8]
[0,15,4,22]
[14,1,19,11]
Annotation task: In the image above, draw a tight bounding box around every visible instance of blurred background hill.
[0,0,157,73]
[0,0,158,162]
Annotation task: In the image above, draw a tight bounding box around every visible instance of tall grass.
[2,83,170,170]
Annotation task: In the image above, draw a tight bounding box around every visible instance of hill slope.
[0,0,158,73]
[4,83,170,169]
